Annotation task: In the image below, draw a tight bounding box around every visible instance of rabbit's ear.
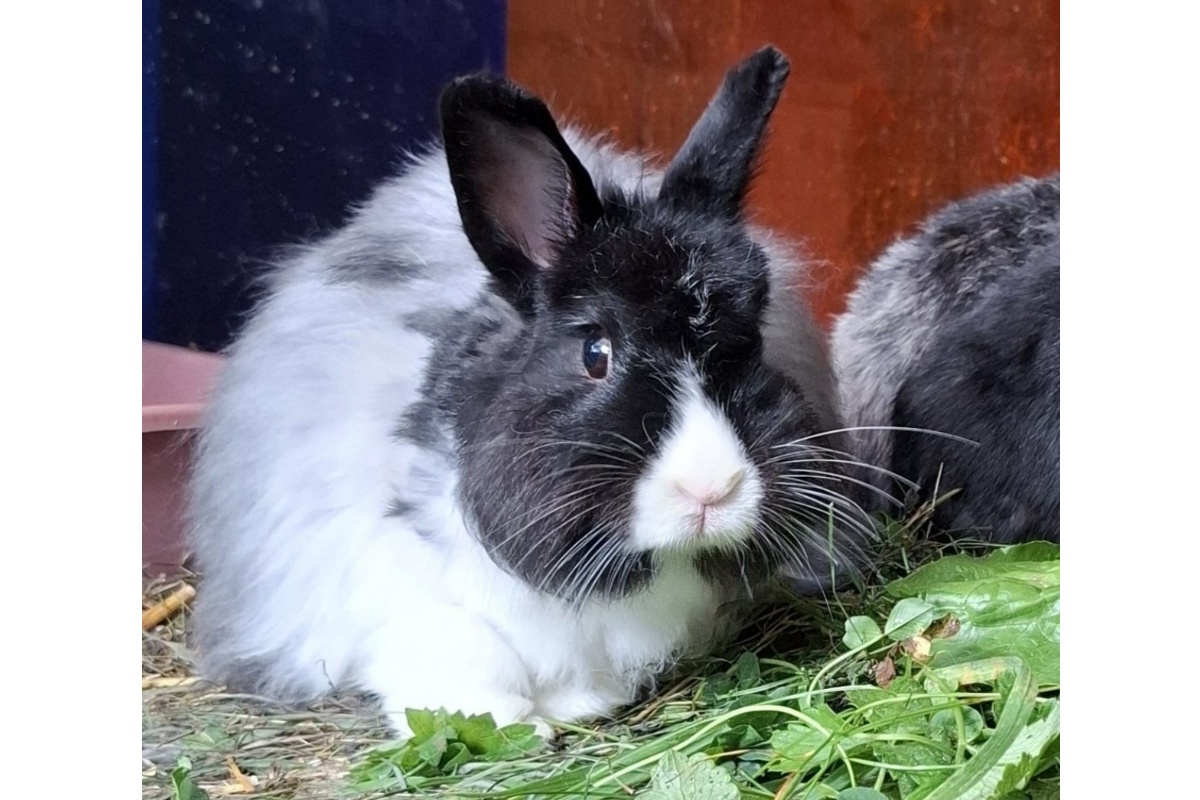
[440,75,603,314]
[659,46,790,220]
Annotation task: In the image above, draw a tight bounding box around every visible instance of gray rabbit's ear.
[440,74,603,315]
[659,46,790,220]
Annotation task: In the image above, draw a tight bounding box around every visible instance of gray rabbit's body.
[832,174,1060,543]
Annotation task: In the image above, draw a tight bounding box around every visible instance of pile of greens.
[348,541,1060,799]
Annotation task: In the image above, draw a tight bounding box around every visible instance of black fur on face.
[449,200,868,600]
[437,47,872,601]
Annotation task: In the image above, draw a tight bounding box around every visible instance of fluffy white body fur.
[189,131,826,736]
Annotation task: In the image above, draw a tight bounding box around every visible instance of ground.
[142,573,394,799]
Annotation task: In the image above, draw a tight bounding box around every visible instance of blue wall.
[142,0,507,351]
[143,0,160,340]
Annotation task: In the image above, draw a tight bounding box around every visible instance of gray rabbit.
[832,174,1060,544]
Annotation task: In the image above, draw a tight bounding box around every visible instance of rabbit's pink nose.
[675,469,746,507]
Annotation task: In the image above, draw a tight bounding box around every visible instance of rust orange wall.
[507,0,1059,327]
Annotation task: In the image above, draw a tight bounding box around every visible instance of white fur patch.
[630,369,763,552]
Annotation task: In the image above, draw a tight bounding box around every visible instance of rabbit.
[831,174,1060,544]
[188,46,873,739]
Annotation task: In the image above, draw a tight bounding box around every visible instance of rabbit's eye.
[583,333,611,379]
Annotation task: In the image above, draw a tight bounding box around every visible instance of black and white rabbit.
[188,47,872,737]
[832,174,1060,544]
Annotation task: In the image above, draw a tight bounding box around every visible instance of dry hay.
[141,573,394,799]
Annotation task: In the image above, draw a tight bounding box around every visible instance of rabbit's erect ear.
[440,75,602,314]
[659,46,790,220]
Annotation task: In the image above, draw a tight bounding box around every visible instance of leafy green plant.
[169,757,210,800]
[640,752,740,800]
[350,708,544,792]
[346,542,1060,799]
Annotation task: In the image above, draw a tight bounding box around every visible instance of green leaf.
[845,676,936,732]
[638,751,739,800]
[769,705,873,775]
[735,651,762,687]
[886,546,1060,687]
[715,721,770,752]
[701,672,737,702]
[983,541,1059,564]
[1023,774,1061,800]
[405,707,439,740]
[413,727,449,766]
[837,789,893,800]
[170,757,210,800]
[182,725,234,752]
[887,544,1058,595]
[771,724,838,773]
[843,616,884,650]
[871,734,953,798]
[491,720,545,758]
[441,741,472,772]
[454,711,534,758]
[885,598,936,641]
[929,706,985,746]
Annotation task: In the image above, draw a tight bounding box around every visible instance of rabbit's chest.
[555,559,733,719]
[503,558,726,689]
